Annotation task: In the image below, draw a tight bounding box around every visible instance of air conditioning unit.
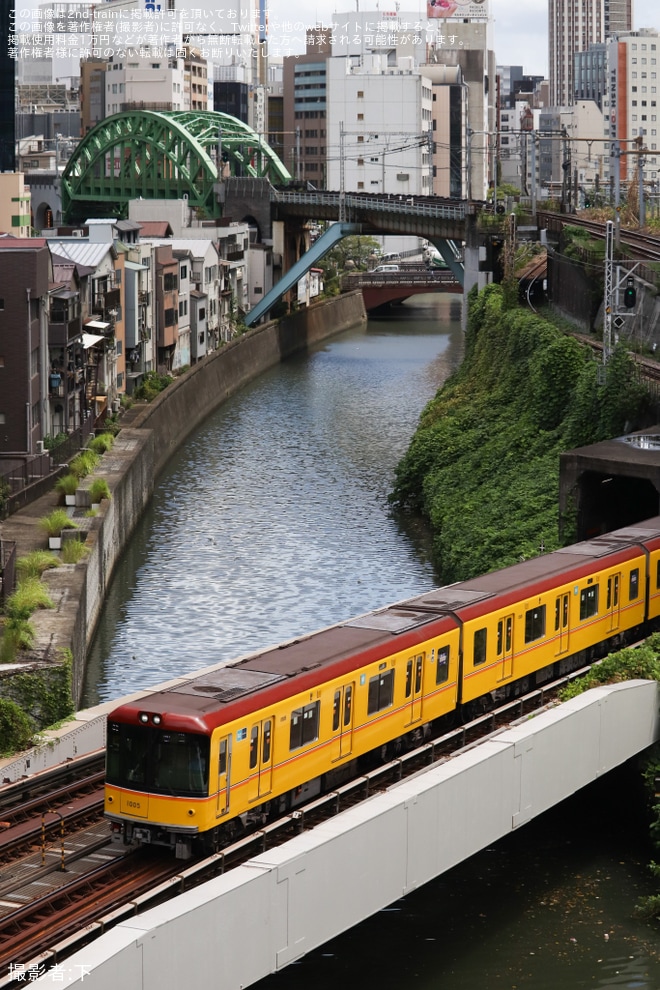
[36,440,45,455]
[72,229,84,237]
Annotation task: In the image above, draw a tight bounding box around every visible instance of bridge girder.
[62,110,291,224]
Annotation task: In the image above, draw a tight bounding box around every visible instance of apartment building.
[604,29,660,189]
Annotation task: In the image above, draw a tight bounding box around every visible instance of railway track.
[0,662,591,985]
[537,210,660,265]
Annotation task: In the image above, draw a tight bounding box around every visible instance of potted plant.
[39,508,78,550]
[55,472,78,506]
[88,478,111,510]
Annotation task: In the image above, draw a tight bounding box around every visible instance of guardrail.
[274,190,468,221]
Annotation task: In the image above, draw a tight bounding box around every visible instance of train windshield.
[106,721,209,797]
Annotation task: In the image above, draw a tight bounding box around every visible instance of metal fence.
[0,540,16,603]
[0,416,96,519]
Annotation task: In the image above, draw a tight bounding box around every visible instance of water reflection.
[83,294,464,705]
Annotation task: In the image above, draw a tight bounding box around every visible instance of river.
[83,291,660,988]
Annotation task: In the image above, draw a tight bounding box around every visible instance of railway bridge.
[13,678,660,989]
[59,112,492,327]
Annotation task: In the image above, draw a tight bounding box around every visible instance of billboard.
[427,0,488,18]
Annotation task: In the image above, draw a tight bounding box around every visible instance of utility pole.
[603,219,614,366]
[339,121,346,223]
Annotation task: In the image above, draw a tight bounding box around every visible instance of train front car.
[105,697,216,860]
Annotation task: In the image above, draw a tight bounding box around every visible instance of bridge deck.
[37,680,659,988]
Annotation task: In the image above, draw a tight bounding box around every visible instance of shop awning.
[82,332,104,348]
[85,320,110,330]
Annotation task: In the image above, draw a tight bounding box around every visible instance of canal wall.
[0,292,367,708]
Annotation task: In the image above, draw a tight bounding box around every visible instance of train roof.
[401,520,660,620]
[110,610,460,729]
[109,517,660,733]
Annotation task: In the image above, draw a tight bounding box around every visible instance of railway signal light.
[624,276,637,309]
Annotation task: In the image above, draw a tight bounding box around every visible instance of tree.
[323,235,382,273]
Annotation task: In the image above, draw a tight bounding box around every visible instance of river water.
[82,293,463,705]
[82,292,660,988]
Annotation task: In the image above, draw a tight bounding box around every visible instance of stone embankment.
[0,292,367,706]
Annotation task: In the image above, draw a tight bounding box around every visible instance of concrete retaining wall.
[31,680,660,989]
[25,292,366,704]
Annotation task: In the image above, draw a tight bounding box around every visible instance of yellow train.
[105,516,660,859]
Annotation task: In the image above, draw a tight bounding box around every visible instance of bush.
[39,509,78,539]
[88,433,115,454]
[60,539,89,564]
[69,449,100,479]
[0,699,34,755]
[16,551,60,582]
[55,473,78,498]
[134,371,174,402]
[4,577,54,621]
[89,478,111,503]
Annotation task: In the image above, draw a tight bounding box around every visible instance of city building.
[605,28,660,189]
[549,0,632,108]
[326,55,433,197]
[0,239,50,457]
[0,174,32,237]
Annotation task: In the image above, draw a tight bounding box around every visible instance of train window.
[524,606,546,643]
[263,721,272,763]
[657,559,660,589]
[473,628,487,665]
[289,701,320,750]
[497,621,503,655]
[579,586,599,620]
[405,660,413,698]
[630,568,639,600]
[219,739,227,776]
[333,691,341,732]
[554,599,560,632]
[344,685,353,726]
[415,655,423,692]
[367,669,394,715]
[607,575,620,609]
[436,646,450,684]
[506,617,513,651]
[250,726,259,769]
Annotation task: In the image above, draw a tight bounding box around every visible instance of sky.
[265,0,660,76]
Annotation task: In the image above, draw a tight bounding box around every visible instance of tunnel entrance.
[560,431,660,542]
[576,471,659,539]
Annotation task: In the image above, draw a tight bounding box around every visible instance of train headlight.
[152,714,162,725]
[139,712,149,723]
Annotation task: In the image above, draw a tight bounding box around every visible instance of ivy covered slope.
[390,284,655,583]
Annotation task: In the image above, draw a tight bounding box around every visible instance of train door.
[247,717,274,803]
[405,653,424,726]
[216,735,231,817]
[497,614,514,681]
[607,573,621,632]
[331,683,354,761]
[555,593,570,655]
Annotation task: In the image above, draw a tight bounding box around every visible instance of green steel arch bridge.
[61,109,292,224]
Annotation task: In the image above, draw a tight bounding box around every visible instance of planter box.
[48,536,62,550]
[65,494,76,506]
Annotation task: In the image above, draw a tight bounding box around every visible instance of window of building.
[367,668,394,715]
[180,264,187,280]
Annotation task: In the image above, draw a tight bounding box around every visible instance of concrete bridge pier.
[462,213,492,328]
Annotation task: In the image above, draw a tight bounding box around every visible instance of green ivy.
[0,699,34,756]
[2,651,74,729]
[390,284,658,583]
